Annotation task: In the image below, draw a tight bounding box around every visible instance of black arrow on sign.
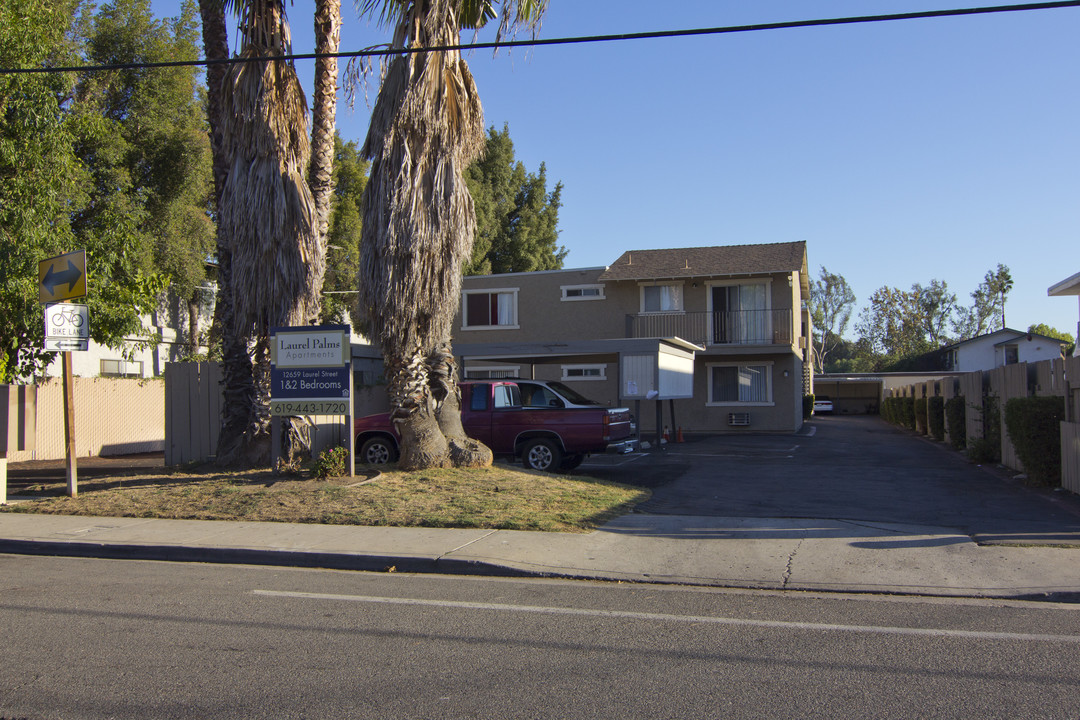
[43,260,82,295]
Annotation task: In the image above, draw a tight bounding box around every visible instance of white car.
[813,397,833,414]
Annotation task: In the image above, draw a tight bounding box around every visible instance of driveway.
[578,415,1080,545]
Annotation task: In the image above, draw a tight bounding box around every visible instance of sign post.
[270,325,353,476]
[40,250,87,497]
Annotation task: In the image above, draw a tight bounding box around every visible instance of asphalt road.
[2,555,1080,719]
[577,415,1080,544]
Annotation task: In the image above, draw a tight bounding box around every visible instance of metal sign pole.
[348,355,355,478]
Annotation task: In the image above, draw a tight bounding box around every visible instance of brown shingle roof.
[598,241,807,282]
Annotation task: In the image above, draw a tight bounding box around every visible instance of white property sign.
[270,327,348,368]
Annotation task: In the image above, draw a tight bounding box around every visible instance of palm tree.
[202,0,340,465]
[357,0,546,470]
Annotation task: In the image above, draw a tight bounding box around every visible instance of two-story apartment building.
[453,241,813,435]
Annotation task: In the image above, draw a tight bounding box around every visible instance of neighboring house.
[941,328,1068,372]
[1049,271,1080,357]
[453,241,813,434]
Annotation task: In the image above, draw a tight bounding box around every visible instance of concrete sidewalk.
[2,511,1079,601]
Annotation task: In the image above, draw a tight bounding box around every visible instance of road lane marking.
[252,590,1080,644]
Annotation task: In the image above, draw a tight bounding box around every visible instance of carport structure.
[812,375,883,415]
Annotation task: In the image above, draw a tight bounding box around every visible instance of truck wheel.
[522,438,562,472]
[358,435,398,465]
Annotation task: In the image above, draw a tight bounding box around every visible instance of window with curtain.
[642,284,683,312]
[464,290,518,328]
[709,364,771,404]
[712,283,769,343]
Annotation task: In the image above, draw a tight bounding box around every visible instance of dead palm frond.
[220,0,322,335]
[358,0,547,468]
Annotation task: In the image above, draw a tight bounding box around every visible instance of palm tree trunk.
[387,346,451,469]
[199,0,258,464]
[430,342,492,467]
[309,0,340,246]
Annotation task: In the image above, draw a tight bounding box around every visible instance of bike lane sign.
[45,303,89,351]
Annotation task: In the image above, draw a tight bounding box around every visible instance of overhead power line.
[3,1,1079,75]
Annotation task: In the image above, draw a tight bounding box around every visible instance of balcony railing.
[627,309,793,346]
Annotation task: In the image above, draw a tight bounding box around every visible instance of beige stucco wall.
[457,266,807,434]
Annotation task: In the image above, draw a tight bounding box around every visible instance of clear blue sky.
[156,0,1080,339]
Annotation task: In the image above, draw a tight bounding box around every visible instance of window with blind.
[708,363,772,405]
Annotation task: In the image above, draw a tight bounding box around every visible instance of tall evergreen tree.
[464,124,565,275]
[0,0,166,381]
[320,134,368,325]
[76,0,215,355]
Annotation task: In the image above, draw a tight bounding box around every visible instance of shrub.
[312,445,349,479]
[900,397,916,430]
[966,395,1001,464]
[914,398,928,435]
[1004,396,1066,486]
[945,396,966,449]
[803,394,815,420]
[927,396,945,441]
[881,397,898,425]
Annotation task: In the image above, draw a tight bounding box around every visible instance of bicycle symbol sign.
[44,302,89,351]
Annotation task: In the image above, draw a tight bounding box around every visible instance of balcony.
[626,309,793,347]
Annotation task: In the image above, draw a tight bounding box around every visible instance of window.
[561,284,605,301]
[463,289,518,329]
[464,366,520,379]
[711,282,770,344]
[641,283,683,313]
[562,364,606,381]
[1004,345,1019,365]
[100,359,143,378]
[707,363,772,405]
[470,385,490,411]
[493,384,519,408]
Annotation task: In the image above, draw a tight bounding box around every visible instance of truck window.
[494,384,515,409]
[470,384,489,411]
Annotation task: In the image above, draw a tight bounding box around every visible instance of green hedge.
[914,398,928,435]
[803,394,815,420]
[881,396,917,430]
[945,396,966,449]
[1004,396,1066,486]
[882,397,899,425]
[900,397,915,430]
[927,396,945,441]
[967,395,1001,464]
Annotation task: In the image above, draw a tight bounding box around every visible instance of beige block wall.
[9,377,164,461]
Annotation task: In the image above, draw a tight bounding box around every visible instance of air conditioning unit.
[728,412,750,427]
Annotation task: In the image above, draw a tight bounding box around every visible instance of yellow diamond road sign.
[39,250,87,304]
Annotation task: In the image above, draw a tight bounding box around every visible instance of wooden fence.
[886,355,1080,492]
[164,362,222,465]
[164,362,391,466]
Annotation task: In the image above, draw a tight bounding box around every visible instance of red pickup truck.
[354,381,635,472]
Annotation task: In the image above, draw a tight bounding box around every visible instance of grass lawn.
[1,462,650,533]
